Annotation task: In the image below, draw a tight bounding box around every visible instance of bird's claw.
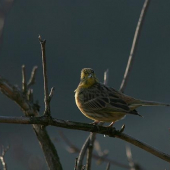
[90,121,100,125]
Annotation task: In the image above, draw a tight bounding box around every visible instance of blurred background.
[0,0,170,169]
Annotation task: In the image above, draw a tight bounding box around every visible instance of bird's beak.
[88,74,93,78]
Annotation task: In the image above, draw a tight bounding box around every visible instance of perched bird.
[75,68,169,126]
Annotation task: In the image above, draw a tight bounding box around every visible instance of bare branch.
[0,76,38,116]
[49,87,55,102]
[126,145,144,170]
[59,132,129,169]
[27,66,38,88]
[74,158,78,170]
[119,0,150,92]
[22,65,27,94]
[27,89,34,102]
[0,116,169,164]
[0,145,10,170]
[77,135,90,170]
[105,162,110,170]
[104,69,109,86]
[126,145,136,170]
[0,74,62,170]
[86,133,96,170]
[38,35,50,116]
[81,165,85,170]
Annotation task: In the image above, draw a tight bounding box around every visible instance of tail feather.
[132,99,170,107]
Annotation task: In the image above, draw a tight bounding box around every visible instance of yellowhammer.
[75,68,169,126]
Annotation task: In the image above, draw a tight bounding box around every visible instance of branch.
[119,0,150,92]
[38,35,52,116]
[0,116,169,163]
[27,66,38,88]
[0,76,38,116]
[49,87,55,102]
[22,65,27,94]
[105,162,110,170]
[59,131,130,169]
[104,69,109,86]
[77,136,90,170]
[86,133,95,170]
[0,145,9,170]
[126,145,136,170]
[74,158,78,170]
[0,73,62,169]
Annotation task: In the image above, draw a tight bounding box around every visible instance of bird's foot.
[104,122,116,137]
[106,124,125,137]
[90,120,100,125]
[90,121,101,131]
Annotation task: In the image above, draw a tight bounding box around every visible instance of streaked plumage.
[75,68,169,124]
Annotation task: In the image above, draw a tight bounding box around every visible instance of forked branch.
[38,35,54,116]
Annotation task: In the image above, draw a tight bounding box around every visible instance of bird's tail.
[132,99,170,107]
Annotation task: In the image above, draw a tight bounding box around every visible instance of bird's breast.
[75,90,84,108]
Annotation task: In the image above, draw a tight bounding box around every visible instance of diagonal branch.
[119,0,150,92]
[77,136,90,170]
[0,115,169,164]
[105,162,110,170]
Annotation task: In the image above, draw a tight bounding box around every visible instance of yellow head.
[79,68,98,88]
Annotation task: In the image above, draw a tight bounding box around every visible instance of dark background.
[0,0,170,169]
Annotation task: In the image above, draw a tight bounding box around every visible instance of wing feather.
[82,84,131,113]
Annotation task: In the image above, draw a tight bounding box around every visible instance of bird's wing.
[82,85,131,113]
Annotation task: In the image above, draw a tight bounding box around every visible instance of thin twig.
[58,132,129,169]
[27,66,38,88]
[126,145,136,170]
[81,165,86,170]
[94,140,109,165]
[104,69,109,86]
[74,158,78,170]
[22,65,27,94]
[0,116,169,164]
[77,135,90,170]
[27,89,34,103]
[94,140,109,158]
[0,145,10,170]
[119,0,150,92]
[38,35,50,116]
[105,162,110,170]
[126,145,143,170]
[86,133,96,170]
[49,87,55,102]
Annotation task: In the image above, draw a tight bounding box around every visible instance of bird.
[75,68,170,126]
